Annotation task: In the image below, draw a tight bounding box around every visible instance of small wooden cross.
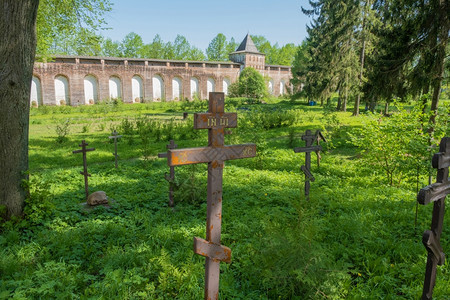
[108,130,122,168]
[417,137,450,300]
[158,140,178,207]
[72,140,95,199]
[293,130,325,200]
[167,92,256,300]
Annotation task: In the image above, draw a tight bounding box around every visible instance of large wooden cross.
[108,130,122,169]
[293,130,325,200]
[417,137,450,300]
[158,139,178,207]
[167,92,256,299]
[72,140,95,199]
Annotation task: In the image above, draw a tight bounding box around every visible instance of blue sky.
[100,0,312,51]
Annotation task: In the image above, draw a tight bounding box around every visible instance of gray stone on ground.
[87,191,108,206]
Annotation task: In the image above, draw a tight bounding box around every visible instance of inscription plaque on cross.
[158,140,178,207]
[417,137,450,300]
[293,130,325,200]
[167,92,256,300]
[108,130,122,169]
[72,140,95,199]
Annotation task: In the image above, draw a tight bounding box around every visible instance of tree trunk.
[353,0,369,116]
[429,0,449,125]
[342,73,348,112]
[0,0,39,219]
[369,97,376,112]
[353,37,366,116]
[337,88,342,110]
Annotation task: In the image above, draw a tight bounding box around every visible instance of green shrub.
[54,118,71,144]
[349,102,449,186]
[234,67,268,99]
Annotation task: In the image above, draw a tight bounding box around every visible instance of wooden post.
[167,92,256,299]
[417,137,450,300]
[108,130,122,169]
[72,140,95,199]
[158,140,178,207]
[293,130,325,200]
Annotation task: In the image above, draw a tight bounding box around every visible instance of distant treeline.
[39,30,298,65]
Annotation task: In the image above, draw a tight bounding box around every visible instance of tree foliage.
[252,35,298,66]
[231,67,267,99]
[36,0,112,57]
[206,33,228,61]
[294,0,449,117]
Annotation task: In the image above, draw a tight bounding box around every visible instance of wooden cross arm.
[423,230,445,265]
[417,182,450,205]
[294,145,322,153]
[79,171,91,177]
[108,135,122,139]
[168,144,256,166]
[301,165,315,181]
[432,151,450,170]
[194,112,237,129]
[193,237,231,263]
[158,152,168,158]
[72,147,95,154]
[315,130,327,143]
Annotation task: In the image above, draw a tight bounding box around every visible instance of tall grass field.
[1,97,449,299]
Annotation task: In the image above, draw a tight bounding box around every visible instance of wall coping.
[34,55,291,70]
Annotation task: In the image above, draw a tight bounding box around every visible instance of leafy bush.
[233,67,267,99]
[242,107,298,130]
[349,102,449,186]
[22,176,55,226]
[54,118,71,144]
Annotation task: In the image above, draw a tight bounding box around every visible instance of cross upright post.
[108,130,122,168]
[167,92,256,299]
[158,140,178,207]
[72,140,95,199]
[417,137,450,300]
[293,130,324,200]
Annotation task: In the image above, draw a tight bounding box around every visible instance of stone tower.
[229,34,265,71]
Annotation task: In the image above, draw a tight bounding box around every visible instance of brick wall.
[31,56,292,106]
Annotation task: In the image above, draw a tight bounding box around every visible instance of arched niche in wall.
[109,76,122,100]
[30,75,42,107]
[223,78,231,95]
[84,75,98,104]
[190,77,199,99]
[152,75,165,101]
[172,77,182,101]
[207,78,215,97]
[54,75,70,105]
[268,79,274,95]
[280,80,285,96]
[132,75,144,103]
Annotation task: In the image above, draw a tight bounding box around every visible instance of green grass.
[0,97,449,299]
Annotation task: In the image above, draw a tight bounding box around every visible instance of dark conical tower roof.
[235,34,260,53]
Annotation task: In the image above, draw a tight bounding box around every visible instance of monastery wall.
[31,56,292,106]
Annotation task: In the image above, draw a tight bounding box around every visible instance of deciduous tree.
[121,32,144,58]
[236,67,267,99]
[206,33,228,61]
[1,0,39,219]
[0,0,112,219]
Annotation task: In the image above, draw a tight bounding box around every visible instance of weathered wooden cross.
[158,139,178,207]
[72,140,95,199]
[108,130,122,169]
[417,137,450,300]
[167,92,256,299]
[293,130,325,200]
